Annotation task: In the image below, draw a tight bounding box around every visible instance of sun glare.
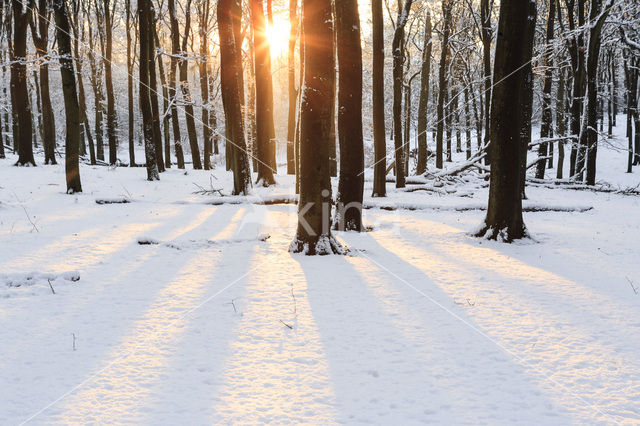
[266,17,290,58]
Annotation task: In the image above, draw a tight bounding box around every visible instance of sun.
[265,16,290,58]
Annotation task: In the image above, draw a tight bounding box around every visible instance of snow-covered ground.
[1,124,639,424]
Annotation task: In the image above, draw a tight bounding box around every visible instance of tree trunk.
[126,0,136,167]
[556,66,567,179]
[12,0,34,166]
[416,9,431,175]
[536,0,556,180]
[198,0,212,170]
[481,0,492,165]
[568,0,586,178]
[334,0,364,232]
[138,0,160,181]
[583,0,610,185]
[290,0,341,255]
[180,0,202,170]
[53,0,82,192]
[391,0,413,188]
[147,5,165,172]
[218,0,251,195]
[476,0,535,241]
[29,0,56,165]
[371,0,386,197]
[68,2,95,164]
[519,0,536,200]
[103,0,118,165]
[251,0,277,185]
[286,0,298,175]
[436,0,451,169]
[464,82,472,159]
[168,0,185,168]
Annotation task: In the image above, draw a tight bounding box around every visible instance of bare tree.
[391,0,413,188]
[416,8,432,175]
[29,0,55,165]
[476,0,536,241]
[251,0,276,186]
[290,0,341,255]
[371,0,386,197]
[53,0,82,192]
[218,0,251,195]
[334,0,364,232]
[11,0,34,166]
[138,0,160,180]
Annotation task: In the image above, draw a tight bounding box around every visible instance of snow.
[1,120,639,423]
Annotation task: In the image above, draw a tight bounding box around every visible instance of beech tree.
[416,9,432,175]
[103,0,118,165]
[476,0,536,241]
[52,0,81,193]
[218,0,251,195]
[11,0,34,167]
[334,0,364,232]
[435,0,452,170]
[138,0,160,181]
[290,0,341,255]
[251,0,276,186]
[286,0,298,175]
[371,0,386,197]
[391,0,413,188]
[29,0,55,165]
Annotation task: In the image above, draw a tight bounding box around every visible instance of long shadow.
[295,233,567,424]
[138,205,276,424]
[346,227,634,423]
[2,205,241,424]
[389,215,640,360]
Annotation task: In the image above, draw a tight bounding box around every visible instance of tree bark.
[476,0,535,241]
[103,0,118,165]
[583,0,611,185]
[198,0,213,170]
[12,0,34,166]
[436,0,451,169]
[371,0,386,197]
[416,9,431,175]
[290,0,341,255]
[180,0,202,169]
[126,0,136,167]
[53,0,82,192]
[138,0,160,181]
[286,0,298,175]
[218,0,251,195]
[168,0,185,168]
[556,66,567,179]
[519,0,536,200]
[251,0,277,185]
[536,0,556,179]
[391,0,413,188]
[334,0,364,232]
[29,0,56,165]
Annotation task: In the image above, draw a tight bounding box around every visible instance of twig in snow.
[228,299,238,313]
[290,283,297,315]
[627,276,638,295]
[71,333,77,351]
[279,319,293,329]
[47,279,55,294]
[13,191,39,232]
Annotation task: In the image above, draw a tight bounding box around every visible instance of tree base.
[474,222,529,243]
[289,233,343,256]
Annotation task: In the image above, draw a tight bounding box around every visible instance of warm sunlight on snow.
[266,16,290,58]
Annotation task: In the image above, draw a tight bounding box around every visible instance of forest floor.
[1,124,639,424]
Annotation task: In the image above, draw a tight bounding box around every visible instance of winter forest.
[1,0,640,422]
